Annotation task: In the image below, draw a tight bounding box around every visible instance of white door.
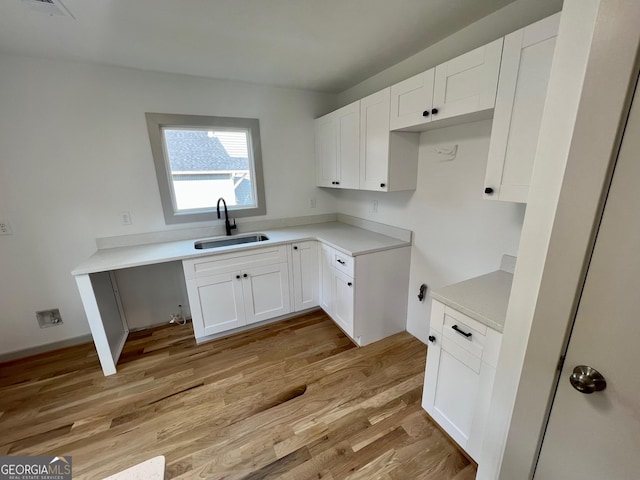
[432,38,502,121]
[389,68,435,130]
[535,77,640,479]
[242,263,291,325]
[291,242,319,312]
[360,88,391,191]
[189,272,246,336]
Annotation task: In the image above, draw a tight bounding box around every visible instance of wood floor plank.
[0,310,475,479]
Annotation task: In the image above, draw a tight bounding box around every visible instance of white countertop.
[72,222,411,275]
[430,269,513,333]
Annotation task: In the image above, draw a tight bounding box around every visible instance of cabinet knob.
[236,275,241,279]
[431,108,439,115]
[335,181,340,185]
[380,183,386,188]
[422,110,430,117]
[293,246,298,250]
[243,273,248,278]
[331,181,336,185]
[484,187,494,195]
[428,335,436,343]
[347,282,353,287]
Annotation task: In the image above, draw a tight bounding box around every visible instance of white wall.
[0,53,336,355]
[333,120,525,342]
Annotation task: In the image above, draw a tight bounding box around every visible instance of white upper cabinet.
[389,38,503,132]
[360,88,419,192]
[484,14,560,203]
[315,101,359,189]
[433,38,503,121]
[389,68,436,130]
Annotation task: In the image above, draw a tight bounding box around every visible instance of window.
[145,113,266,224]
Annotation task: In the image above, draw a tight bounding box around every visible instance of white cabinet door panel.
[484,14,560,203]
[332,269,355,337]
[291,242,319,312]
[360,88,391,191]
[243,263,291,324]
[189,272,246,337]
[433,38,503,121]
[390,69,435,130]
[315,115,336,188]
[337,103,360,189]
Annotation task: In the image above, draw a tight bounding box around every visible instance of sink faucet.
[216,197,237,236]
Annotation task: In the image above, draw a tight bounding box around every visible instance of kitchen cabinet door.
[484,14,560,203]
[242,263,291,325]
[187,272,246,337]
[319,244,334,315]
[315,114,337,188]
[389,68,435,130]
[291,241,319,311]
[315,101,359,189]
[360,88,420,192]
[332,269,355,338]
[432,38,503,122]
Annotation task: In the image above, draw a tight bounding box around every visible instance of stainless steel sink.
[194,234,269,250]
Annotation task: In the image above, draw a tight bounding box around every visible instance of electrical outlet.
[309,197,316,209]
[372,200,378,213]
[0,220,12,235]
[120,211,132,225]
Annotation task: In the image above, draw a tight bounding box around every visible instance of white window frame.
[145,112,266,224]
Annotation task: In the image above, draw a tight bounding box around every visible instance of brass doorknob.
[569,365,606,394]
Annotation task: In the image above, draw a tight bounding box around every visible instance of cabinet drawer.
[332,249,354,277]
[443,313,485,359]
[183,245,288,280]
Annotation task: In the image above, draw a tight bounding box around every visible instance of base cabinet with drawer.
[183,245,292,340]
[320,243,410,346]
[422,299,503,461]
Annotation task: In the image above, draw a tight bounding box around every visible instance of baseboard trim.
[0,334,94,364]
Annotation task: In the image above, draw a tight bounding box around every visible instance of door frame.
[477,2,640,479]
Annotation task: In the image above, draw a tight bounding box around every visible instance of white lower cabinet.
[422,300,502,461]
[319,243,410,346]
[184,245,291,340]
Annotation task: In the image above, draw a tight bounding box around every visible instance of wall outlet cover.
[0,221,12,235]
[36,309,63,328]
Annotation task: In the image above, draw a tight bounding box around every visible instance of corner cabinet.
[390,38,503,131]
[319,243,410,346]
[315,101,360,189]
[422,300,502,461]
[483,14,560,203]
[183,245,292,340]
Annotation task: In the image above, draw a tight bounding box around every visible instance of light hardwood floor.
[0,310,476,479]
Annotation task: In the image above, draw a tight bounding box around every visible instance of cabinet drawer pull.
[452,324,472,338]
[428,335,436,343]
[336,259,346,265]
[347,282,353,287]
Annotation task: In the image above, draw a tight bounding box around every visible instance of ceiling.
[0,0,521,93]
